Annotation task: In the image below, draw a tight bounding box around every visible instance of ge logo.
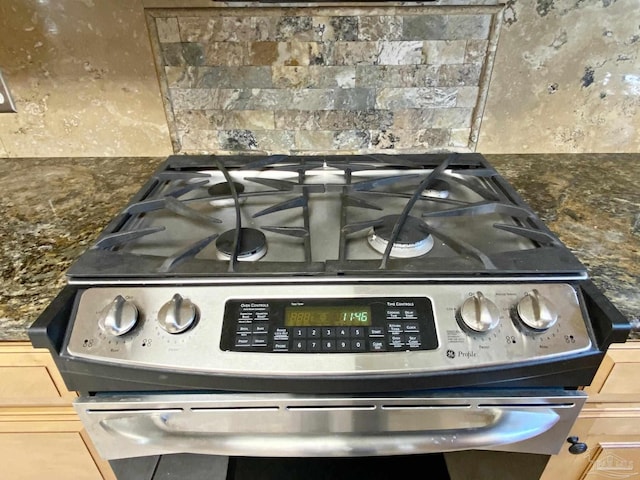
[446,349,456,359]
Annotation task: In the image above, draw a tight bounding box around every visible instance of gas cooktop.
[68,153,586,280]
[31,152,629,396]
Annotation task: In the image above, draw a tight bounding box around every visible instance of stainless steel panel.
[75,391,586,459]
[116,167,535,264]
[65,283,593,377]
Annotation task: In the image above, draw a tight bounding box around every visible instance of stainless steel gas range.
[30,154,629,468]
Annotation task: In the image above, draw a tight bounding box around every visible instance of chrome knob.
[98,295,138,336]
[458,292,500,332]
[158,294,198,334]
[516,289,558,331]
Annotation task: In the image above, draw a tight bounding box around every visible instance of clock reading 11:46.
[284,305,372,327]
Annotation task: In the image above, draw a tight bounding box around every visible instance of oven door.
[75,390,585,460]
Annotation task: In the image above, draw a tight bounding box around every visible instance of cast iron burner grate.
[68,153,587,279]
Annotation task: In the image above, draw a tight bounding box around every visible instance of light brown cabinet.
[0,342,114,480]
[541,343,640,480]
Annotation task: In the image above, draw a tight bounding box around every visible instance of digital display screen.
[284,306,372,326]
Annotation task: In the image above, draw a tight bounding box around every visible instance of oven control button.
[515,289,558,331]
[457,292,500,333]
[273,341,289,352]
[158,294,198,334]
[351,327,365,338]
[98,295,138,336]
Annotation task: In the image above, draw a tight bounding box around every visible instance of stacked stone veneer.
[148,7,500,154]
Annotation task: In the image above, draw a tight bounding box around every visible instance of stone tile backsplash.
[148,7,501,154]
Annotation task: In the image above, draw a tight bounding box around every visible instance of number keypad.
[277,326,369,353]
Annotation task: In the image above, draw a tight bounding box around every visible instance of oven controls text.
[515,289,558,331]
[97,295,138,337]
[457,292,500,333]
[158,294,199,334]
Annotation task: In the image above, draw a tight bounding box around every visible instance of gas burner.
[422,179,449,199]
[72,154,591,276]
[216,228,267,262]
[208,182,245,206]
[368,215,434,259]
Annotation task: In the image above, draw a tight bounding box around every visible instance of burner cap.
[422,179,449,199]
[368,215,434,258]
[216,228,267,261]
[208,182,245,206]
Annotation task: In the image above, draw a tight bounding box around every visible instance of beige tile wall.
[0,0,172,158]
[478,0,640,153]
[149,6,502,154]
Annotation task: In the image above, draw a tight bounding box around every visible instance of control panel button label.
[273,341,289,351]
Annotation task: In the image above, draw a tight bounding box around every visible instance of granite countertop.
[487,154,640,339]
[0,158,163,340]
[0,154,638,341]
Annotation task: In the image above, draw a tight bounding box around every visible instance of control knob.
[158,294,198,334]
[515,289,558,331]
[98,295,138,336]
[458,292,500,332]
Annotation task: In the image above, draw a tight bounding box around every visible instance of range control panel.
[219,298,438,353]
[64,283,595,377]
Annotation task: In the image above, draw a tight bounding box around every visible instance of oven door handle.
[96,408,560,458]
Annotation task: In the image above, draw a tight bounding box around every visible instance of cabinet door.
[0,343,114,479]
[0,410,115,480]
[0,342,76,406]
[0,431,105,480]
[541,412,640,480]
[585,343,640,402]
